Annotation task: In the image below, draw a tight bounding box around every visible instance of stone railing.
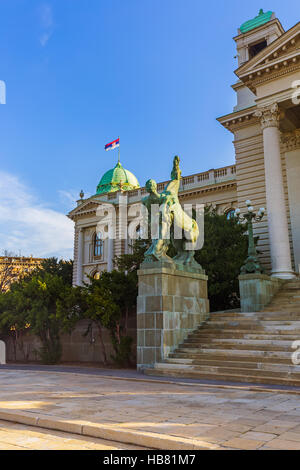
[128,164,236,201]
[99,164,237,203]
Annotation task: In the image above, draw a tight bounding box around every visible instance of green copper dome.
[240,9,274,34]
[96,161,140,195]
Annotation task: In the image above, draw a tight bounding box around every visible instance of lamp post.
[234,200,265,274]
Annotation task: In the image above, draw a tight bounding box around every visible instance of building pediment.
[236,22,300,93]
[68,197,113,220]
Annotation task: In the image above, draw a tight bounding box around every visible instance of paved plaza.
[0,368,300,449]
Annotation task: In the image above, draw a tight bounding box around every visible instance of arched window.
[94,232,103,257]
[226,209,236,220]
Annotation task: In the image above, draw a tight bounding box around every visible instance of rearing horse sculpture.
[142,156,201,267]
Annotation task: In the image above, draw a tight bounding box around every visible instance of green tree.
[86,281,120,365]
[114,239,149,273]
[58,271,137,366]
[57,280,121,365]
[30,257,73,285]
[0,273,77,364]
[0,289,31,361]
[195,207,248,311]
[98,271,137,366]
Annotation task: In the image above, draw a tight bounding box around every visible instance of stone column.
[107,238,114,272]
[255,103,295,279]
[76,228,83,285]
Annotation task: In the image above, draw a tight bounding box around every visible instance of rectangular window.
[94,234,103,257]
[249,40,267,59]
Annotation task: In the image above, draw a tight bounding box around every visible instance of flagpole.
[118,136,120,164]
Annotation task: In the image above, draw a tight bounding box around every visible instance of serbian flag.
[105,138,120,151]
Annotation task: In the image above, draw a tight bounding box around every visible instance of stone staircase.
[145,279,300,386]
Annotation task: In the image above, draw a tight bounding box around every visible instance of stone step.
[263,308,300,312]
[208,319,300,324]
[145,367,300,387]
[154,362,300,380]
[188,332,300,341]
[180,339,295,351]
[165,357,299,371]
[169,352,294,365]
[210,312,300,320]
[276,285,300,290]
[271,295,300,299]
[143,280,300,387]
[184,337,296,345]
[266,301,300,304]
[204,320,300,330]
[174,347,293,360]
[187,333,300,341]
[195,325,300,334]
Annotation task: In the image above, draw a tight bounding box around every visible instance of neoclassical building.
[69,10,300,284]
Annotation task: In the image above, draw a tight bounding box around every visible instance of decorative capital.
[281,129,300,152]
[254,103,283,130]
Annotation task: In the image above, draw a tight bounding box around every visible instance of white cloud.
[40,31,52,47]
[58,189,79,210]
[38,3,54,47]
[58,189,91,211]
[0,171,74,259]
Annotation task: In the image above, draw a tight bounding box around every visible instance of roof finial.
[259,8,264,15]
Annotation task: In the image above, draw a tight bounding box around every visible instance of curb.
[0,409,220,450]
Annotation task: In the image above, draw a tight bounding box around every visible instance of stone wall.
[2,314,137,365]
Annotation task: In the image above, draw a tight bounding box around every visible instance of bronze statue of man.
[142,156,200,267]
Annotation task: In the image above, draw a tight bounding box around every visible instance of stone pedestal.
[137,261,209,370]
[239,273,284,312]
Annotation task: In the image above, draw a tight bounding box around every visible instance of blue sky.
[0,0,298,258]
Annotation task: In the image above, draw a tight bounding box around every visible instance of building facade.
[0,256,43,291]
[69,10,300,284]
[218,9,300,279]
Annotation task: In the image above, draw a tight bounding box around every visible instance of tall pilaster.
[255,103,294,279]
[76,228,83,285]
[107,238,114,272]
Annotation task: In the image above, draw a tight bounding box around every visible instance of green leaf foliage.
[195,207,248,311]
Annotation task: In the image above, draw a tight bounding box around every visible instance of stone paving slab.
[0,369,300,450]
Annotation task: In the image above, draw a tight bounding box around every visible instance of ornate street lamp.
[234,200,265,274]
